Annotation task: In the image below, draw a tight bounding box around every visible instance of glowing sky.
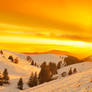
[0,0,92,58]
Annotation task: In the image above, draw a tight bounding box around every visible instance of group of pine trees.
[17,72,38,90]
[26,56,37,66]
[8,56,19,64]
[31,60,37,66]
[39,61,57,84]
[61,67,77,77]
[28,72,38,87]
[68,67,77,75]
[0,68,10,86]
[17,61,57,90]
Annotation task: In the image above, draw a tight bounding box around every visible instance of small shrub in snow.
[14,57,19,64]
[61,72,67,77]
[8,56,13,62]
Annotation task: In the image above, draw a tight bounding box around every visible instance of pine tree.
[27,56,32,62]
[17,78,23,90]
[34,62,37,66]
[33,72,38,86]
[31,60,34,66]
[73,68,77,74]
[57,61,61,69]
[49,62,57,76]
[28,72,34,87]
[40,62,46,68]
[3,68,9,84]
[68,68,72,75]
[0,72,3,86]
[39,65,51,84]
[0,50,3,55]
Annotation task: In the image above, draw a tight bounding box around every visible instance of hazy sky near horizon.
[0,0,92,58]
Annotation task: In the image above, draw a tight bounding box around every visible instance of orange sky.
[0,0,92,58]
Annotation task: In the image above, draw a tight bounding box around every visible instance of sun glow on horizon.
[0,0,92,58]
[0,35,92,47]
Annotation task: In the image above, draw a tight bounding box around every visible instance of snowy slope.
[0,50,41,76]
[58,62,92,76]
[27,54,67,64]
[1,49,68,65]
[1,49,92,92]
[24,62,92,92]
[0,50,41,92]
[1,49,80,66]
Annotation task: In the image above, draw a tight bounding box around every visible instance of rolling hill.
[0,49,92,92]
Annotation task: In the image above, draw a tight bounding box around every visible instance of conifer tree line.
[26,56,38,67]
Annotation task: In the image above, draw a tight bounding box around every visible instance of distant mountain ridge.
[23,50,72,55]
[82,55,92,62]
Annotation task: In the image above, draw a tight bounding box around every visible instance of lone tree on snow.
[17,78,23,90]
[3,68,9,84]
[0,50,3,55]
[73,68,77,74]
[68,67,72,75]
[0,72,3,86]
[31,60,34,66]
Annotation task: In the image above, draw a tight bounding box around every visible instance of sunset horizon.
[0,0,92,58]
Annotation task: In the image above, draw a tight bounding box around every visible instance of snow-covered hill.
[0,49,41,92]
[0,50,41,76]
[2,49,68,65]
[20,54,68,65]
[0,49,92,92]
[24,62,92,92]
[57,62,92,77]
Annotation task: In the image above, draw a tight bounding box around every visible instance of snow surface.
[0,50,92,92]
[23,62,92,92]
